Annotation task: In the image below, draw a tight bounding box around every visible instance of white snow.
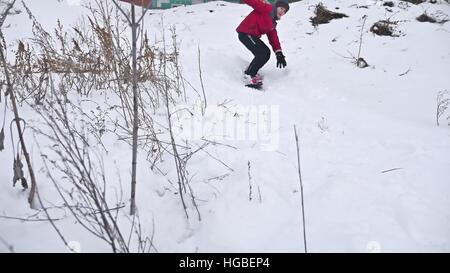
[1,0,450,252]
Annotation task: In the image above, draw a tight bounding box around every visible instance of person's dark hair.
[275,0,290,13]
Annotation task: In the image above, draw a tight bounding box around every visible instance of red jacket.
[236,0,282,53]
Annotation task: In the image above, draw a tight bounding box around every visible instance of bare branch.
[293,125,308,253]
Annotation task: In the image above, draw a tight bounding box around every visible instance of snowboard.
[241,68,264,90]
[245,82,263,90]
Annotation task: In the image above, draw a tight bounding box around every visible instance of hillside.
[0,0,449,252]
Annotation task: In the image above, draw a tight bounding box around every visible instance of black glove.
[276,51,287,68]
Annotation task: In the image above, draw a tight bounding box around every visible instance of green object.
[157,0,273,9]
[161,2,171,8]
[169,0,193,5]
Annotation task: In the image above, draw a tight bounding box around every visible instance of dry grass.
[400,0,425,4]
[310,3,348,27]
[370,20,402,37]
[416,11,449,24]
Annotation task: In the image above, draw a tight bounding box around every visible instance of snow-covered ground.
[1,0,450,252]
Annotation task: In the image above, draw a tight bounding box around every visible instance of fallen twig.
[381,168,403,173]
[0,214,63,222]
[399,68,411,76]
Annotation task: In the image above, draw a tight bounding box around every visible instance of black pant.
[238,32,271,77]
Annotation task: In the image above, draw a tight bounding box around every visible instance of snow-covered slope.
[1,0,450,252]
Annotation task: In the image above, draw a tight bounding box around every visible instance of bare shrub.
[3,0,218,252]
[31,79,156,252]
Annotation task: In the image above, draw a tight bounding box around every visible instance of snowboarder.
[236,0,289,88]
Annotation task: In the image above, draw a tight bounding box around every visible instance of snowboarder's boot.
[243,74,263,88]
